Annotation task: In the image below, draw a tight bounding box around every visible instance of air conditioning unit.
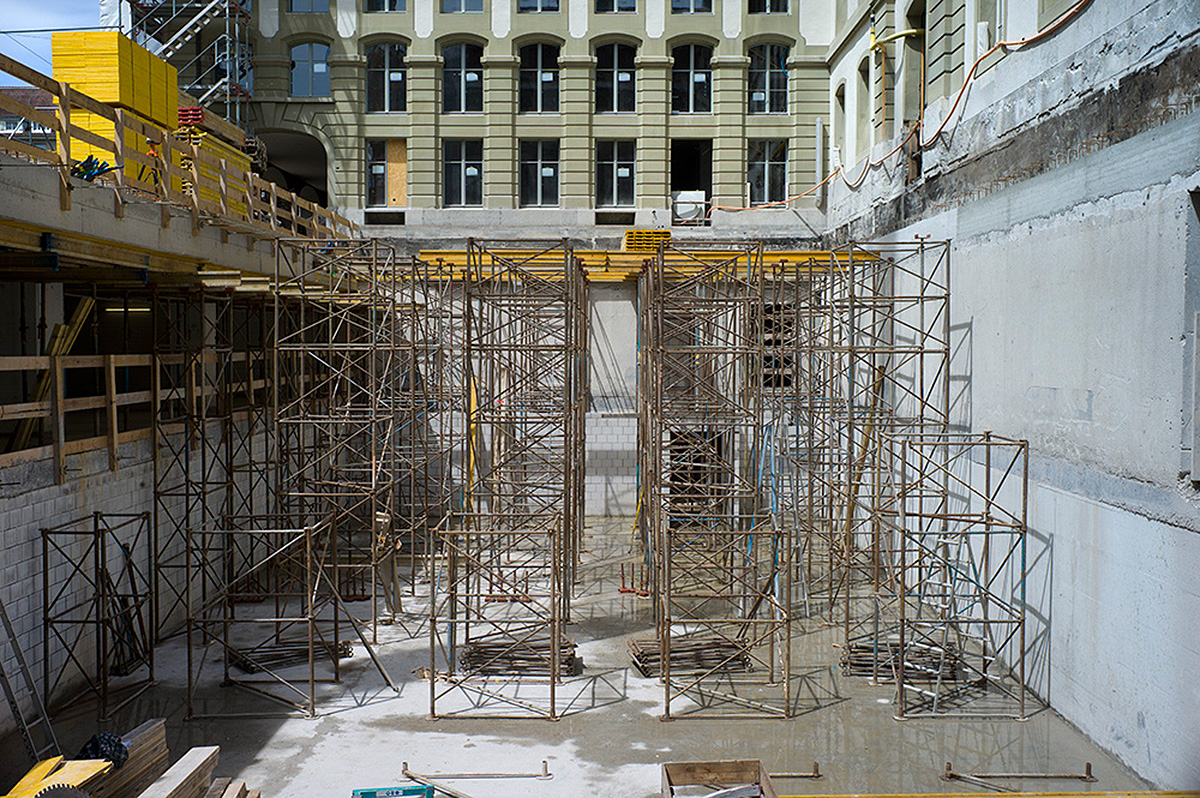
[672,190,708,224]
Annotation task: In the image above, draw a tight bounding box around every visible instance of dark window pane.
[617,141,634,160]
[520,161,538,205]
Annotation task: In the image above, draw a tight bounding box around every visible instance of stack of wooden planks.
[840,639,960,682]
[134,746,218,798]
[91,718,169,798]
[629,636,752,678]
[202,777,263,798]
[460,635,579,676]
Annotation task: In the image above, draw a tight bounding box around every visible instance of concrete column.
[482,55,518,208]
[405,54,441,208]
[635,55,672,210]
[711,55,749,208]
[559,55,595,210]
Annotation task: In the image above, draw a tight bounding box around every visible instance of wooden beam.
[105,355,118,471]
[50,355,65,483]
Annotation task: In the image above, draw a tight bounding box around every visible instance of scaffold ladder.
[0,592,60,762]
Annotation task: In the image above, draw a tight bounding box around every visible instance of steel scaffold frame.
[428,240,586,719]
[41,512,154,720]
[274,239,403,638]
[640,241,798,719]
[892,432,1031,719]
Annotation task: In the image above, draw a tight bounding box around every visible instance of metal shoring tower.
[642,241,796,719]
[429,240,585,720]
[274,239,403,640]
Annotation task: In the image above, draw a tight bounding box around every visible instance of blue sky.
[0,0,102,84]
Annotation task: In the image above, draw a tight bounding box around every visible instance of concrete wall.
[586,280,639,516]
[859,114,1200,792]
[820,1,1200,786]
[0,440,156,741]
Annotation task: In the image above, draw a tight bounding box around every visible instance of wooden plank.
[203,779,232,798]
[50,356,65,483]
[0,135,59,164]
[0,355,51,371]
[219,781,248,798]
[57,82,72,211]
[0,90,59,132]
[105,355,118,470]
[0,51,60,92]
[135,746,219,798]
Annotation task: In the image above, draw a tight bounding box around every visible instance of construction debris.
[629,636,752,678]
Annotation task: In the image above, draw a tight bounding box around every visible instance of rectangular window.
[748,0,786,11]
[596,140,635,207]
[596,44,636,113]
[289,0,329,11]
[747,139,787,205]
[596,0,636,11]
[442,0,483,11]
[444,139,483,206]
[671,0,711,11]
[519,45,559,113]
[519,0,558,10]
[443,44,484,112]
[748,44,789,114]
[366,0,405,9]
[366,140,387,206]
[519,140,559,207]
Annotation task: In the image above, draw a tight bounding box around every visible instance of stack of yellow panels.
[64,109,163,187]
[174,126,252,216]
[52,31,178,130]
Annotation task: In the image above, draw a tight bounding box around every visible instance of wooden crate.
[661,760,779,798]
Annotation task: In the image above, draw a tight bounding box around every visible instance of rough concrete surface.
[0,520,1152,798]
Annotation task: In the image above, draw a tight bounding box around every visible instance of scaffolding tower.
[274,240,403,636]
[122,0,252,126]
[638,241,799,718]
[428,240,587,719]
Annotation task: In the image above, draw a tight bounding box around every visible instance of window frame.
[748,43,789,114]
[289,0,328,12]
[748,0,787,12]
[595,0,636,13]
[519,139,560,207]
[671,0,711,12]
[443,139,483,207]
[366,42,407,113]
[443,42,484,113]
[596,139,636,207]
[671,44,712,114]
[442,0,483,12]
[595,43,636,113]
[290,42,331,98]
[366,0,405,10]
[747,139,788,205]
[518,0,559,11]
[518,43,560,114]
[366,140,387,207]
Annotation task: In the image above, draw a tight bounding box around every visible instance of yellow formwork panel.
[51,31,163,124]
[52,31,133,109]
[63,110,160,186]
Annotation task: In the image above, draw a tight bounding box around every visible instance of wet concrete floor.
[2,518,1150,798]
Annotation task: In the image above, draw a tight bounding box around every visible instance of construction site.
[0,0,1197,797]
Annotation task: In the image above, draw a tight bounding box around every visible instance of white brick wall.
[585,412,638,516]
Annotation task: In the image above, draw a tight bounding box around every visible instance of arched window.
[833,83,846,163]
[748,43,788,114]
[291,43,330,97]
[519,44,559,113]
[671,44,711,113]
[443,43,483,112]
[596,43,636,113]
[367,43,407,112]
[856,57,871,160]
